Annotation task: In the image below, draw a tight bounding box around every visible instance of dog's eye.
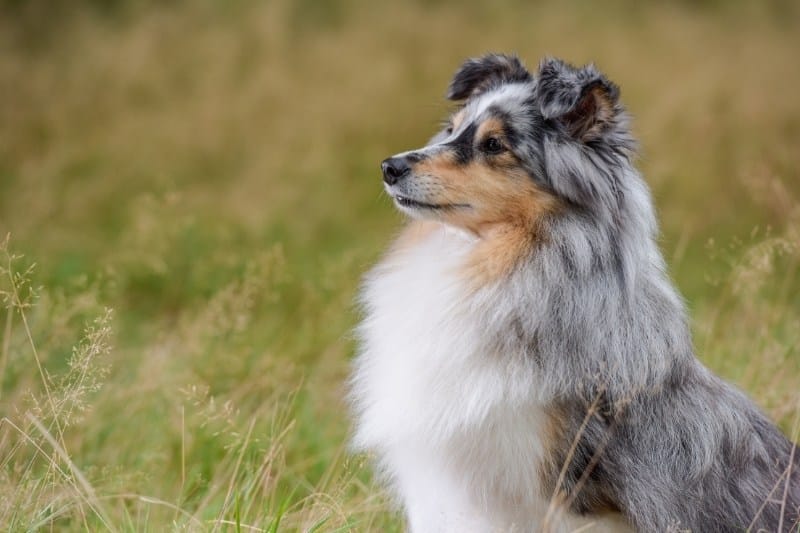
[445,125,453,135]
[483,137,504,154]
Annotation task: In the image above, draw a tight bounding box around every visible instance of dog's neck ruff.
[350,222,634,532]
[353,224,536,448]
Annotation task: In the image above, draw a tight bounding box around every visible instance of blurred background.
[1,0,799,530]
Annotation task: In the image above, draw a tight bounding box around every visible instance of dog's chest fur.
[353,225,543,448]
[350,224,630,532]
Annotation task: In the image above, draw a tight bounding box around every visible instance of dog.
[349,54,800,532]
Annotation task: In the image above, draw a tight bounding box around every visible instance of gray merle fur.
[450,54,800,532]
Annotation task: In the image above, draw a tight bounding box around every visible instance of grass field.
[1,0,799,530]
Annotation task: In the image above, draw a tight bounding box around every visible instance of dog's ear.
[536,58,620,142]
[447,54,532,101]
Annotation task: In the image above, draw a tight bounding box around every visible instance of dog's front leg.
[390,445,494,533]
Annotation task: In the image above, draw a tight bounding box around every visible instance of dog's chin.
[390,195,470,218]
[393,195,446,211]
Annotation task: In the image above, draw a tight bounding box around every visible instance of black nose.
[381,157,411,185]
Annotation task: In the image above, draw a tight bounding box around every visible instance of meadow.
[1,0,799,530]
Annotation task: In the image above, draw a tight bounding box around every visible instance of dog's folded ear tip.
[445,81,467,101]
[446,82,471,102]
[446,53,532,101]
[581,77,620,102]
[535,58,622,141]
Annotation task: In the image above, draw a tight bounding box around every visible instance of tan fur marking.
[463,226,534,287]
[411,152,559,286]
[539,403,570,499]
[414,155,556,232]
[475,117,505,142]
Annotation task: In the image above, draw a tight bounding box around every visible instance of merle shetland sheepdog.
[349,54,800,532]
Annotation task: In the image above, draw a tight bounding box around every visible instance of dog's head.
[381,54,632,235]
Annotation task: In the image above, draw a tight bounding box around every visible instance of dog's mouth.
[393,195,469,211]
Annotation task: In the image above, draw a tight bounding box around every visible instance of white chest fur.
[350,226,632,532]
[352,227,541,449]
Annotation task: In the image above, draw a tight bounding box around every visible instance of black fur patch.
[405,151,427,163]
[446,122,477,165]
[447,53,532,101]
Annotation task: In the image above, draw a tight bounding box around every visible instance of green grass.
[1,0,799,530]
